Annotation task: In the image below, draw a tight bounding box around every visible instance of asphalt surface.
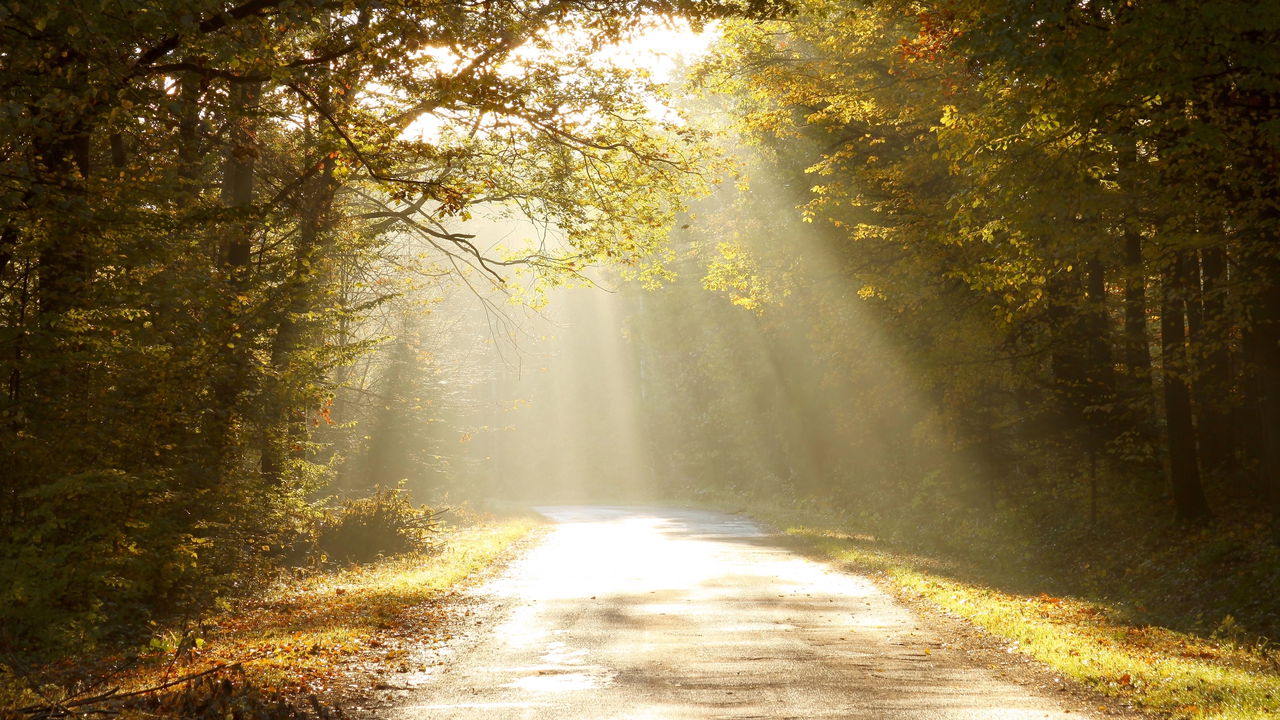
[392,506,1097,720]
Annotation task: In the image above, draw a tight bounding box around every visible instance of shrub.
[315,487,443,564]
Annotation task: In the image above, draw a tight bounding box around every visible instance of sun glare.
[402,19,718,143]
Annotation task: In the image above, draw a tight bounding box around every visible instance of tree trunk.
[1195,246,1235,479]
[261,79,339,485]
[1122,228,1155,414]
[1161,251,1212,523]
[1084,255,1115,416]
[1242,249,1280,542]
[206,81,261,480]
[177,73,203,188]
[221,83,258,274]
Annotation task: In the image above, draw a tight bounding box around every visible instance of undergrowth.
[314,486,446,564]
[1,514,539,718]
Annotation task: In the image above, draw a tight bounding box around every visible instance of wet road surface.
[391,506,1095,720]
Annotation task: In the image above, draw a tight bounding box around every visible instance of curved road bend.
[391,506,1097,720]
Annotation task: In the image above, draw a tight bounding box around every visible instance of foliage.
[315,487,444,564]
[0,0,783,656]
[630,0,1280,566]
[580,5,1280,684]
[0,665,41,720]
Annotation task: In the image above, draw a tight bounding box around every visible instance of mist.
[6,1,1279,713]
[336,191,987,543]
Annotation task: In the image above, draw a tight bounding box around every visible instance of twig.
[15,661,248,716]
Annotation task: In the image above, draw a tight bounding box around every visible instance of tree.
[0,0,785,655]
[681,0,1280,535]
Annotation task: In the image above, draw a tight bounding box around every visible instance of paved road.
[392,506,1095,720]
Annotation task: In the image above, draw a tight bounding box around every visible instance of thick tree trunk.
[1123,232,1152,381]
[1195,246,1235,479]
[1243,250,1280,542]
[1161,252,1212,523]
[206,82,261,480]
[177,73,203,187]
[1084,255,1115,417]
[261,80,338,485]
[221,83,258,274]
[1118,226,1161,464]
[1118,136,1154,392]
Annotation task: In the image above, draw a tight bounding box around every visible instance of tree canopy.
[0,0,783,655]
[4,0,1280,660]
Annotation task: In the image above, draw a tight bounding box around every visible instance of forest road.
[389,506,1098,720]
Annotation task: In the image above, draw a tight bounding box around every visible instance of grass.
[711,499,1280,720]
[200,513,540,692]
[8,513,541,706]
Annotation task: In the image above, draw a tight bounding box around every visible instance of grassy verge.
[718,501,1279,720]
[5,513,540,709]
[199,513,540,692]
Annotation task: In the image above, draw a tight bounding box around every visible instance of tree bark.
[1084,255,1115,412]
[178,74,203,182]
[1195,246,1235,479]
[1123,232,1152,380]
[1242,248,1280,542]
[221,83,258,273]
[261,77,338,485]
[1161,251,1212,523]
[206,81,261,481]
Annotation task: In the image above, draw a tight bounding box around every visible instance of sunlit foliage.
[0,0,782,657]
[670,0,1280,537]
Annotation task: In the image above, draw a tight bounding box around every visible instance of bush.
[315,487,443,564]
[1,460,328,662]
